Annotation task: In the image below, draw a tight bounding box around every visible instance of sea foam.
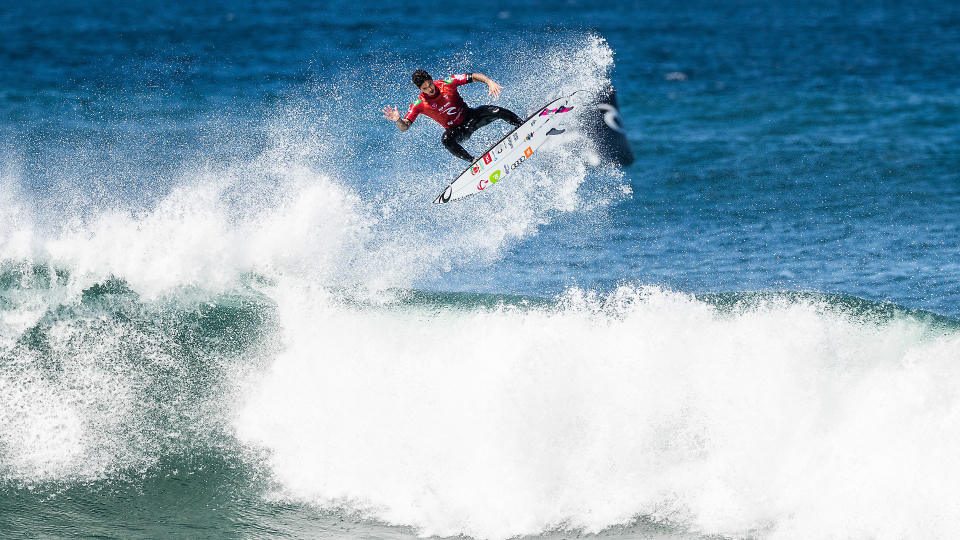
[235,286,960,539]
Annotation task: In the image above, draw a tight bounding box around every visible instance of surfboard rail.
[433,92,582,204]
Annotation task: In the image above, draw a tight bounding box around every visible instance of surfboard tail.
[434,185,453,204]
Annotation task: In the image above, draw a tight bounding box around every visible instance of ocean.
[2,1,959,538]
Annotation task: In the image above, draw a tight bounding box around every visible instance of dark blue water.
[2,2,960,539]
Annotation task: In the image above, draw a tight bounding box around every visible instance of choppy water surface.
[2,1,959,539]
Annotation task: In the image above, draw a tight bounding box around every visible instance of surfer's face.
[419,80,436,96]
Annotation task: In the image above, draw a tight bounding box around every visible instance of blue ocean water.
[2,2,960,539]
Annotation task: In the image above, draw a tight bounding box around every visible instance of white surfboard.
[433,92,581,204]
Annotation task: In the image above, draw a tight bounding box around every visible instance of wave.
[232,285,960,539]
[3,269,960,538]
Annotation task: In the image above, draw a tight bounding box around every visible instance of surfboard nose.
[587,87,634,166]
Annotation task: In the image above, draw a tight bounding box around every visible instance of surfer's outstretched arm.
[382,105,411,131]
[469,72,502,99]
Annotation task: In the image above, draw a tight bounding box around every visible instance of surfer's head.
[412,69,436,96]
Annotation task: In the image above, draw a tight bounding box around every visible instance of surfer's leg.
[441,129,474,162]
[497,107,523,127]
[471,105,523,127]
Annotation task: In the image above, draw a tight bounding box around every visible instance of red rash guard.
[404,74,472,129]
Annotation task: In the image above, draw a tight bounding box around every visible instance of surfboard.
[433,92,581,204]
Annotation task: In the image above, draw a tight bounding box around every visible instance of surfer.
[382,70,523,162]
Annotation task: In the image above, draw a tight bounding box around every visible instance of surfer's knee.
[501,108,522,126]
[441,130,458,147]
[441,133,473,162]
[441,134,454,150]
[447,145,474,162]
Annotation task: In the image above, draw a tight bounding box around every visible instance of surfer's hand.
[487,80,502,99]
[382,105,400,122]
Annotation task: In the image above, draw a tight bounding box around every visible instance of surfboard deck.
[433,92,581,204]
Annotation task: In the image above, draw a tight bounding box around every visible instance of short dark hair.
[412,69,432,87]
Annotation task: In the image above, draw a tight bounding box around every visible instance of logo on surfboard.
[539,105,574,116]
[477,169,502,191]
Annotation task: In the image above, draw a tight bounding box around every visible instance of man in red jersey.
[382,69,523,162]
